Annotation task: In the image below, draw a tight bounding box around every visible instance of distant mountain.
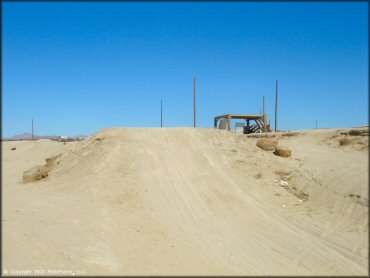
[2,133,87,141]
[5,133,42,140]
[73,134,88,139]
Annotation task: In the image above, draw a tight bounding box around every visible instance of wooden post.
[194,76,196,128]
[161,100,163,128]
[263,96,267,132]
[264,113,268,132]
[227,115,232,132]
[275,80,278,131]
[214,117,218,129]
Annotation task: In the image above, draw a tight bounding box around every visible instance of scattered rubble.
[280,180,289,187]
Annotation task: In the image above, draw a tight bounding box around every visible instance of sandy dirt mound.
[2,128,368,275]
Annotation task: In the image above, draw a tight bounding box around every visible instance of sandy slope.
[2,127,368,275]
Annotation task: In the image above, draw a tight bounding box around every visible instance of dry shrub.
[329,134,340,139]
[349,193,361,198]
[349,129,369,136]
[339,136,354,146]
[256,138,278,151]
[248,134,276,138]
[294,191,309,201]
[274,169,292,177]
[274,169,293,181]
[274,146,292,157]
[281,175,293,181]
[255,172,263,179]
[282,132,299,137]
[336,133,368,150]
[349,130,362,136]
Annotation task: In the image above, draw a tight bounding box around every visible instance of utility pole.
[263,96,267,132]
[275,80,278,132]
[161,100,163,128]
[194,76,196,128]
[32,119,34,141]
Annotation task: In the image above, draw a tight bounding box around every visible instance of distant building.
[60,135,68,140]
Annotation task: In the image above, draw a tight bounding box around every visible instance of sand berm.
[3,127,368,275]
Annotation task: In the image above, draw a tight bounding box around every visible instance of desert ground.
[2,127,369,275]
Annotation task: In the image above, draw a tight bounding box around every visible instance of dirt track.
[2,127,368,275]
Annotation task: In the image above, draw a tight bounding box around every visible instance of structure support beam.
[227,116,232,131]
[264,113,268,132]
[263,96,268,132]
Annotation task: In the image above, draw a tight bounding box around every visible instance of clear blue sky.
[3,2,368,137]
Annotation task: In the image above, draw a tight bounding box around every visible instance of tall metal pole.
[161,100,163,128]
[32,119,34,141]
[275,80,278,132]
[194,76,196,128]
[263,96,267,132]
